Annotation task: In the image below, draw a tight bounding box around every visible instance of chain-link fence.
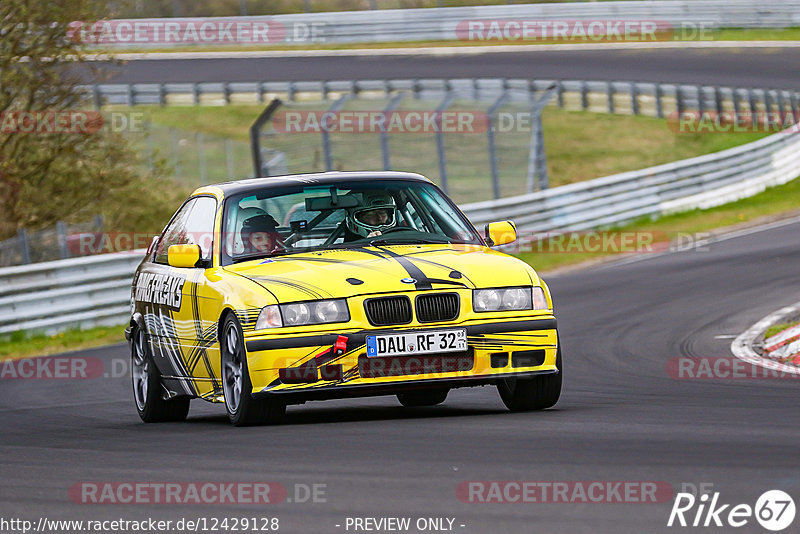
[130,124,254,187]
[0,217,105,267]
[127,89,553,205]
[251,96,549,204]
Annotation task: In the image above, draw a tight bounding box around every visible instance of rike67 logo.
[668,489,795,531]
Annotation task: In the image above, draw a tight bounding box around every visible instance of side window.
[155,197,217,265]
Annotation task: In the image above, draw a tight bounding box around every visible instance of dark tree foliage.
[0,0,180,240]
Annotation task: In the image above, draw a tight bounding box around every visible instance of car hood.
[224,244,537,302]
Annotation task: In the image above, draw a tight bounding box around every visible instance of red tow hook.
[333,335,348,356]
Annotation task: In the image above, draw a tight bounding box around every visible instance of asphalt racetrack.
[2,219,799,533]
[92,47,800,89]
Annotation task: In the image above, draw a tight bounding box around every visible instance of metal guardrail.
[4,123,800,336]
[0,252,143,336]
[461,128,800,231]
[7,74,800,337]
[98,1,800,47]
[87,79,800,116]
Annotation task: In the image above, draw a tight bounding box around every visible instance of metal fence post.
[57,221,69,260]
[581,80,589,110]
[733,88,742,116]
[126,84,135,107]
[322,94,352,171]
[714,87,723,114]
[17,229,30,265]
[556,80,564,108]
[93,85,103,109]
[630,83,640,115]
[159,83,167,106]
[434,93,455,194]
[607,81,615,114]
[192,83,200,105]
[677,86,684,115]
[487,91,510,200]
[380,93,406,170]
[655,83,664,119]
[777,91,787,114]
[697,85,705,116]
[748,89,757,115]
[526,85,557,192]
[257,82,265,104]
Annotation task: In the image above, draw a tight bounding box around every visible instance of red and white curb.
[731,302,800,375]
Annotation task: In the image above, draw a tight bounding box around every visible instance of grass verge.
[516,175,800,273]
[0,324,128,361]
[764,321,800,340]
[130,104,767,203]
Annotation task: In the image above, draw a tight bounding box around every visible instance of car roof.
[198,171,433,197]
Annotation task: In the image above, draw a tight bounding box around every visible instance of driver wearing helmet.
[344,191,398,241]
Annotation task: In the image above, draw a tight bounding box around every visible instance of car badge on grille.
[401,278,416,284]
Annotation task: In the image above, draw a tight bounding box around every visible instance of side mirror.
[168,244,202,268]
[485,221,517,246]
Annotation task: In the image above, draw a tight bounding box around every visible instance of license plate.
[366,329,467,357]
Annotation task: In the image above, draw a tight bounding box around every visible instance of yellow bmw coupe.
[126,171,561,426]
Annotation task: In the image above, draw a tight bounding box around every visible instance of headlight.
[473,287,546,312]
[255,305,282,330]
[531,286,549,310]
[282,299,349,327]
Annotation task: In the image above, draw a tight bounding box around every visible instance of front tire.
[397,388,449,407]
[131,325,190,423]
[221,314,285,426]
[497,341,562,412]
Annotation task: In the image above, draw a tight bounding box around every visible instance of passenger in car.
[240,214,285,254]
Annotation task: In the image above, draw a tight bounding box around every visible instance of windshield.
[221,179,483,265]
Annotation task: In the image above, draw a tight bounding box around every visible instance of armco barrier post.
[57,222,69,260]
[607,82,615,114]
[17,229,30,265]
[655,83,663,118]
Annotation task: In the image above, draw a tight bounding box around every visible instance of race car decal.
[134,272,186,310]
[247,276,331,299]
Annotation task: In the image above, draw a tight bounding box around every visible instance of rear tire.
[497,341,562,412]
[131,325,190,423]
[397,388,448,407]
[221,314,286,426]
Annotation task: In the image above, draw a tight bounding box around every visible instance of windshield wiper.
[231,249,295,263]
[369,238,447,246]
